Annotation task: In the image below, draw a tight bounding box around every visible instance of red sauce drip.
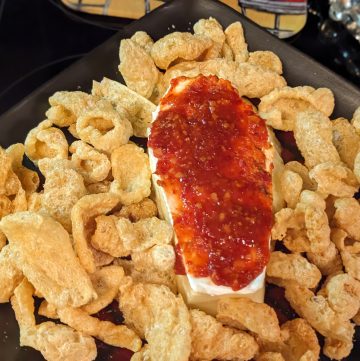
[148,75,273,291]
[174,243,186,275]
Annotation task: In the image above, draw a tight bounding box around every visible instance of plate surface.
[0,0,359,360]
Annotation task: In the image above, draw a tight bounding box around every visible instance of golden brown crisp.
[57,307,141,351]
[224,22,248,62]
[340,250,360,281]
[190,309,258,361]
[110,144,151,205]
[248,51,283,74]
[351,106,360,134]
[285,284,355,343]
[119,280,192,361]
[255,352,285,361]
[332,117,360,168]
[193,17,225,59]
[46,91,95,127]
[151,32,212,69]
[131,345,151,361]
[266,251,321,289]
[324,337,354,360]
[92,78,156,138]
[130,31,154,54]
[116,198,157,221]
[86,180,111,194]
[294,111,340,168]
[221,42,233,60]
[217,297,281,342]
[119,39,159,98]
[330,228,360,254]
[38,158,87,231]
[71,193,119,273]
[1,212,96,308]
[24,119,68,164]
[259,87,335,131]
[333,197,360,241]
[280,169,303,208]
[284,161,316,191]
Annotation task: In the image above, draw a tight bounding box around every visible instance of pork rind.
[217,297,281,342]
[220,42,233,60]
[193,17,225,59]
[333,197,360,241]
[116,217,173,252]
[307,241,343,276]
[0,212,96,308]
[0,230,6,250]
[76,99,133,154]
[130,31,154,54]
[190,309,258,361]
[24,119,68,164]
[224,22,248,62]
[259,87,335,132]
[255,352,285,361]
[323,337,353,360]
[131,345,151,361]
[318,273,360,320]
[38,158,87,231]
[266,251,321,289]
[82,265,125,314]
[86,180,111,194]
[284,161,316,191]
[71,193,119,273]
[92,78,156,138]
[340,250,360,281]
[309,162,359,198]
[150,32,212,70]
[110,144,151,205]
[115,198,157,221]
[119,39,159,98]
[280,169,303,208]
[332,117,360,168]
[248,51,283,74]
[0,245,23,302]
[285,284,355,344]
[119,280,192,361]
[46,91,95,127]
[351,106,360,134]
[69,140,111,184]
[57,307,141,351]
[160,59,286,99]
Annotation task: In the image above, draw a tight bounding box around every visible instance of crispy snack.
[271,141,286,213]
[119,39,159,98]
[0,212,96,308]
[333,198,360,241]
[92,78,156,138]
[46,91,95,127]
[131,345,151,361]
[224,22,248,62]
[57,307,141,351]
[221,42,233,60]
[248,51,283,74]
[0,245,23,302]
[116,217,173,252]
[24,119,68,164]
[285,284,355,343]
[331,227,360,254]
[151,32,212,70]
[340,250,360,281]
[71,193,119,273]
[70,140,111,184]
[0,230,6,250]
[86,180,111,194]
[160,59,286,99]
[119,280,192,361]
[318,273,360,320]
[259,87,335,132]
[27,192,42,212]
[309,162,358,198]
[266,251,321,289]
[351,106,360,134]
[294,111,340,168]
[332,117,360,168]
[82,265,125,314]
[115,198,157,221]
[193,17,225,59]
[68,122,80,138]
[280,169,302,208]
[323,337,353,360]
[130,31,154,54]
[76,99,133,154]
[38,158,87,231]
[284,161,316,191]
[110,144,151,205]
[255,352,285,361]
[91,215,128,257]
[38,300,58,319]
[190,309,258,361]
[217,297,281,342]
[307,241,343,276]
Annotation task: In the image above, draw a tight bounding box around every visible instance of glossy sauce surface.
[149,75,273,290]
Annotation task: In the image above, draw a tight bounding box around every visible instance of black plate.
[0,0,359,360]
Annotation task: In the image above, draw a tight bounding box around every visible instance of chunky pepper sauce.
[148,75,272,291]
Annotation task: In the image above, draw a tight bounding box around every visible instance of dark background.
[0,0,359,116]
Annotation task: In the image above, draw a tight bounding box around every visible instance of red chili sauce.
[148,75,273,290]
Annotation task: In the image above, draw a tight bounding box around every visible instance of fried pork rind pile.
[0,16,359,361]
